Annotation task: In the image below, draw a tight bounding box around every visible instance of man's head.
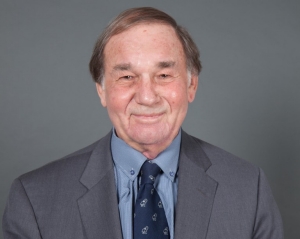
[90,7,201,158]
[89,7,201,85]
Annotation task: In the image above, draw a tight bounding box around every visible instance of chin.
[129,126,171,146]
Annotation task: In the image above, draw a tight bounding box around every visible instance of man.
[3,7,283,239]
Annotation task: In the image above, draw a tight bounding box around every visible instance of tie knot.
[140,161,161,185]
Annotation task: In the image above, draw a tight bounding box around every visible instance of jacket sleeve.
[2,178,42,239]
[252,168,284,239]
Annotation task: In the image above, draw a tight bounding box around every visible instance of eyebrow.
[112,61,176,71]
[113,63,131,71]
[157,61,176,69]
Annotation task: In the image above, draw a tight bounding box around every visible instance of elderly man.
[3,7,283,239]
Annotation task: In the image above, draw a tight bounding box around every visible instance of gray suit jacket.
[3,131,283,238]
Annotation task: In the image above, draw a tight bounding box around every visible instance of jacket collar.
[175,130,218,239]
[77,131,123,239]
[77,130,217,239]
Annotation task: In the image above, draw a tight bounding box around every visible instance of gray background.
[1,1,299,238]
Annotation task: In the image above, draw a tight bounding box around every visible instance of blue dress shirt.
[111,129,181,239]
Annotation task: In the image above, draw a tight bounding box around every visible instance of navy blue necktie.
[134,161,170,238]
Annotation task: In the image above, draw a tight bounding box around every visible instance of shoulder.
[19,141,95,183]
[182,131,259,181]
[17,131,111,188]
[201,139,257,171]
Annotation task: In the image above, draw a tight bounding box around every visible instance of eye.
[120,75,134,80]
[159,74,169,79]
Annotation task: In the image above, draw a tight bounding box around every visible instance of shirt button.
[130,169,135,175]
[169,171,175,177]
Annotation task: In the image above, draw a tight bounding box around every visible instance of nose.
[135,76,160,106]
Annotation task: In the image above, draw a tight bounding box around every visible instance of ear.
[187,75,198,102]
[96,83,107,107]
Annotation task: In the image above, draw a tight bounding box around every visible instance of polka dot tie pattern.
[134,161,170,239]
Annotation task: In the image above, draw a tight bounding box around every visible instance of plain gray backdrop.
[1,1,299,238]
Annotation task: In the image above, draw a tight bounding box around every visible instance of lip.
[132,113,164,122]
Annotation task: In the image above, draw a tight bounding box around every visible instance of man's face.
[96,23,198,156]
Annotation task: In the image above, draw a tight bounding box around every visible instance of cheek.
[106,87,134,113]
[165,85,188,106]
[170,91,179,104]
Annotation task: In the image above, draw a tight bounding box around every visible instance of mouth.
[131,112,164,123]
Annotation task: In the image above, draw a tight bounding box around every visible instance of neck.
[141,145,169,159]
[127,135,177,159]
[113,128,180,159]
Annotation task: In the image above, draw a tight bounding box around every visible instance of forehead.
[103,23,185,68]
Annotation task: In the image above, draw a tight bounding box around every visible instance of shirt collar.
[111,128,181,182]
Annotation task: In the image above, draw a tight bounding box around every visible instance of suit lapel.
[175,131,218,239]
[77,131,122,239]
[76,130,217,238]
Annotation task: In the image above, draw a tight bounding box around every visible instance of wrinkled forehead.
[109,22,182,45]
[103,23,185,64]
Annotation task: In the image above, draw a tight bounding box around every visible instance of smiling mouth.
[132,113,164,122]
